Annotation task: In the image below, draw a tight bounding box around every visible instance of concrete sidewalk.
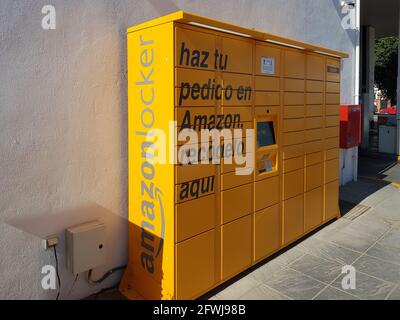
[206,175,400,300]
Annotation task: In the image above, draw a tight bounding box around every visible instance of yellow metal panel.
[325,137,339,150]
[283,169,304,200]
[284,92,305,105]
[284,79,305,92]
[222,36,253,74]
[283,131,305,146]
[175,88,218,107]
[305,128,323,142]
[325,115,340,128]
[306,105,323,117]
[305,117,323,130]
[221,106,253,122]
[254,106,279,117]
[284,50,305,79]
[283,156,304,173]
[255,176,279,211]
[307,54,325,80]
[222,90,254,106]
[282,144,305,159]
[175,68,217,87]
[305,187,323,231]
[326,81,340,93]
[175,27,216,71]
[305,140,323,154]
[176,164,217,184]
[306,93,323,105]
[222,215,252,279]
[254,204,280,261]
[222,73,253,90]
[326,58,341,82]
[324,126,340,138]
[175,177,216,203]
[121,22,175,300]
[283,195,304,245]
[255,91,280,105]
[325,180,339,221]
[176,107,216,127]
[221,153,251,173]
[325,148,339,160]
[325,105,340,116]
[306,163,323,191]
[283,119,305,132]
[222,183,253,223]
[305,151,323,167]
[326,93,340,105]
[176,230,215,299]
[176,194,216,242]
[255,76,280,91]
[223,122,253,138]
[283,105,305,119]
[222,171,253,190]
[325,158,339,183]
[306,80,324,93]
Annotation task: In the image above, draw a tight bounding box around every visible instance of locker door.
[222,215,252,279]
[305,187,323,231]
[176,230,216,299]
[283,194,304,245]
[254,204,280,261]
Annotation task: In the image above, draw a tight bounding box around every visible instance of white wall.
[0,0,356,299]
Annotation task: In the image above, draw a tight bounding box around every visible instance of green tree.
[375,36,398,104]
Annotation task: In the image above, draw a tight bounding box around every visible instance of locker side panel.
[120,23,175,300]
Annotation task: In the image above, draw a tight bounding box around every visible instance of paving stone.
[387,286,400,300]
[247,260,284,284]
[314,286,360,300]
[298,237,361,265]
[253,266,326,300]
[366,242,400,266]
[332,271,395,300]
[338,219,391,241]
[378,227,400,248]
[376,197,400,221]
[356,209,394,228]
[318,229,377,253]
[216,276,260,300]
[269,247,304,266]
[289,254,343,284]
[238,284,290,300]
[353,255,400,285]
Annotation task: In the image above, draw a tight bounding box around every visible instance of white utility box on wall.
[379,125,396,154]
[66,220,106,274]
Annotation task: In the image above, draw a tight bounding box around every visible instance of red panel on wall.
[340,105,361,149]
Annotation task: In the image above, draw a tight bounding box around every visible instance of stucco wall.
[0,0,356,299]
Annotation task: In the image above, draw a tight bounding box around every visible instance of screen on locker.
[257,121,276,148]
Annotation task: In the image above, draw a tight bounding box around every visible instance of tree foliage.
[375,37,398,104]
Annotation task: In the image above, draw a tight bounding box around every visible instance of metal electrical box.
[66,221,106,275]
[120,11,348,300]
[340,105,361,148]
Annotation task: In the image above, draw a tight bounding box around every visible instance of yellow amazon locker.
[120,11,347,300]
